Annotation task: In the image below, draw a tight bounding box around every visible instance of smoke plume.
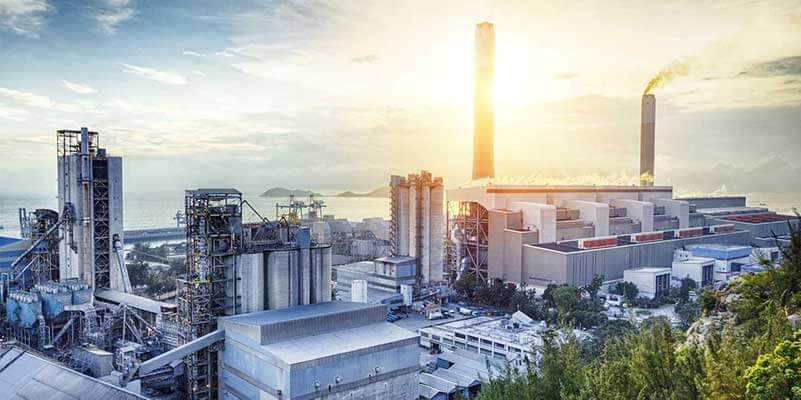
[643,60,691,95]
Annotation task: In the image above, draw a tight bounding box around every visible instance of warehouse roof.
[220,301,387,344]
[258,322,417,366]
[0,346,145,400]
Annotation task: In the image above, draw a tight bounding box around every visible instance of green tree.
[746,330,801,400]
[614,281,639,303]
[583,274,604,301]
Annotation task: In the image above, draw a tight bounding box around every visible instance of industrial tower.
[473,21,495,180]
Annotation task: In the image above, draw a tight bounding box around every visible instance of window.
[467,335,478,342]
[731,263,743,273]
[421,332,429,338]
[702,265,713,286]
[481,349,492,356]
[480,339,493,346]
[655,273,670,298]
[432,335,441,342]
[467,344,478,352]
[495,343,505,350]
[455,333,466,339]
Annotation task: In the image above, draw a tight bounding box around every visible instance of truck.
[459,307,472,316]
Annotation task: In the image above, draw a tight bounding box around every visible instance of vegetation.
[125,243,184,296]
[477,220,801,400]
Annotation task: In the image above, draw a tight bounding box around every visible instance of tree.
[614,281,639,303]
[745,331,801,400]
[583,274,604,301]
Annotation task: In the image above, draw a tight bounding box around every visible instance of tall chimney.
[473,22,495,180]
[640,94,655,186]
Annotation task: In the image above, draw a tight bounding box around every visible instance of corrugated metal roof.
[0,346,146,400]
[258,322,417,365]
[221,301,386,344]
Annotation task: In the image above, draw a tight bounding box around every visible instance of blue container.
[42,291,72,318]
[5,296,18,324]
[18,299,42,328]
[72,288,93,305]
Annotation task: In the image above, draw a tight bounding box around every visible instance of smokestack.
[473,22,494,180]
[640,94,656,186]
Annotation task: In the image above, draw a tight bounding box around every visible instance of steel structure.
[447,201,489,282]
[178,189,242,400]
[275,194,326,222]
[13,209,61,287]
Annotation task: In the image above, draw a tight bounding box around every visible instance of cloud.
[62,80,96,94]
[120,63,187,85]
[191,70,207,77]
[352,55,379,64]
[183,50,204,57]
[0,87,82,112]
[0,103,30,120]
[739,55,801,78]
[215,51,235,57]
[91,0,137,35]
[0,0,52,38]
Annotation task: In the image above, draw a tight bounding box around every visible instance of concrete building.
[334,257,415,307]
[57,128,126,292]
[473,21,495,180]
[389,171,445,284]
[686,243,753,282]
[446,184,795,286]
[217,302,419,400]
[671,250,715,287]
[419,349,506,400]
[623,267,671,299]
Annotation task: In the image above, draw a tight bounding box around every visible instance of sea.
[0,191,798,238]
[0,191,392,236]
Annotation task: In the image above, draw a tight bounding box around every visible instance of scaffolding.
[447,201,489,282]
[178,189,242,400]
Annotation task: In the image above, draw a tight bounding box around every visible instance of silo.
[321,246,332,302]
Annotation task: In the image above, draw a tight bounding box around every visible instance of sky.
[0,0,800,197]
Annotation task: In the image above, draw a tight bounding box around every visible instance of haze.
[1,0,800,196]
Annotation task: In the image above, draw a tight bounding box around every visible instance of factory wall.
[510,202,555,243]
[612,199,654,232]
[712,218,800,238]
[653,199,690,228]
[429,185,445,284]
[564,200,609,236]
[522,230,750,287]
[679,197,747,209]
[107,156,125,292]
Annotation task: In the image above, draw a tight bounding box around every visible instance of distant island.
[259,188,321,197]
[335,186,389,198]
[259,186,389,198]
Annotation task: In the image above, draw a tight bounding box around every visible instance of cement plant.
[0,19,799,400]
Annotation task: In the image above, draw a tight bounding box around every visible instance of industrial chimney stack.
[640,94,656,186]
[473,22,495,180]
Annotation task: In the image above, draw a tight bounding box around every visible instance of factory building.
[216,302,420,400]
[389,171,445,285]
[57,128,127,292]
[623,267,672,299]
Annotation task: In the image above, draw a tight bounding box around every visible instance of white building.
[672,250,715,287]
[623,267,672,299]
[389,171,444,284]
[686,244,753,282]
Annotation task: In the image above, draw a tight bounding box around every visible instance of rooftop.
[220,301,387,345]
[723,213,799,224]
[259,322,417,365]
[530,227,743,254]
[374,255,416,264]
[0,346,145,400]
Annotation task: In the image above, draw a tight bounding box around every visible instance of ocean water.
[0,191,798,238]
[0,191,391,236]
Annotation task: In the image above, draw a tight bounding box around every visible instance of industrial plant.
[0,17,798,400]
